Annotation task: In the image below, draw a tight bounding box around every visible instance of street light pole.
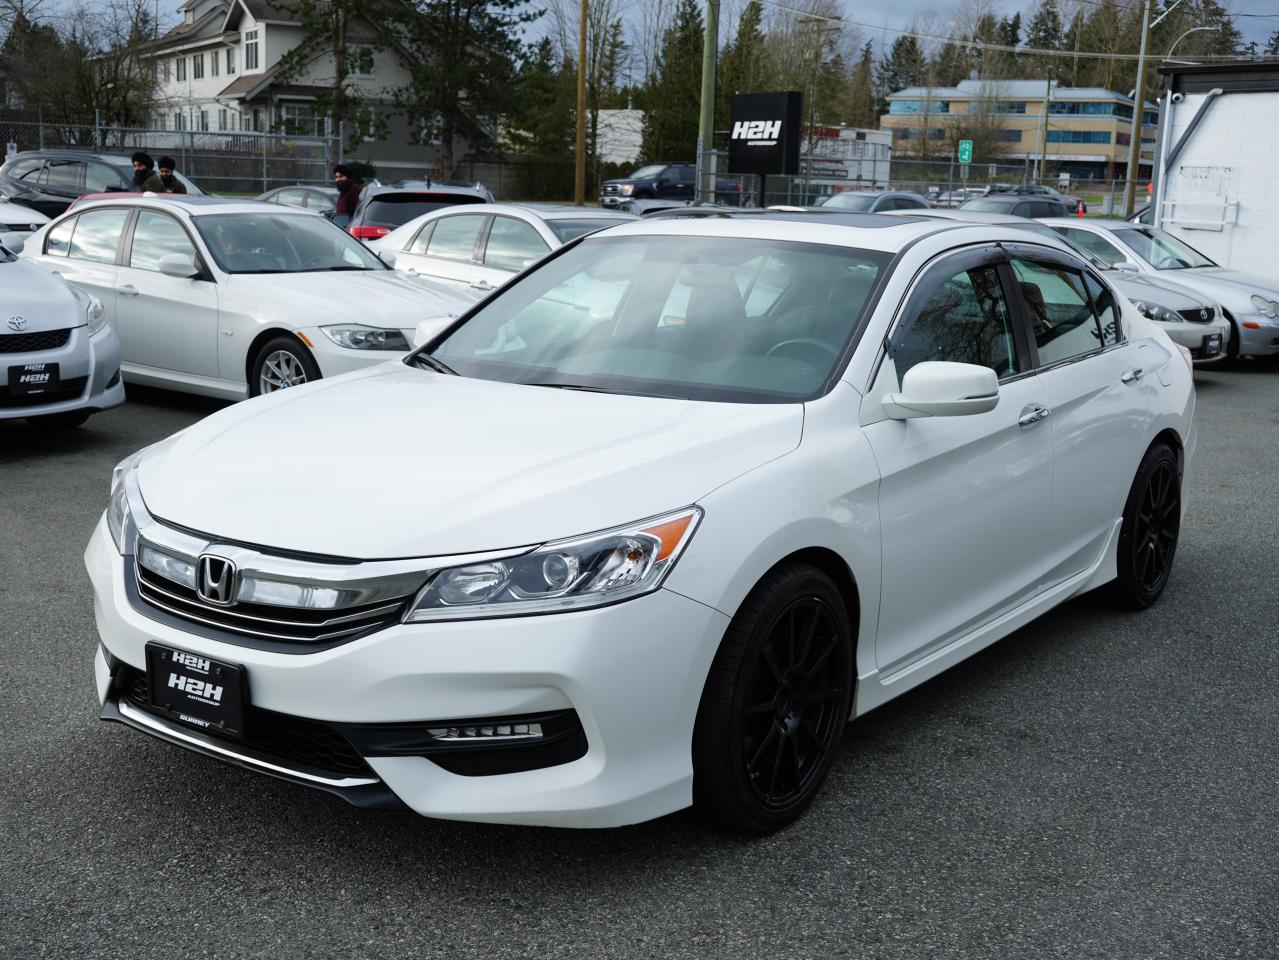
[574,0,587,205]
[1122,0,1152,218]
[695,0,720,205]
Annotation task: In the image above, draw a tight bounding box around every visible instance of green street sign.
[958,139,973,164]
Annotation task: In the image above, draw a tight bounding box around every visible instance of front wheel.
[693,563,854,833]
[250,336,320,397]
[1110,442,1181,609]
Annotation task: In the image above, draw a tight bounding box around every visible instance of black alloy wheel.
[1112,442,1181,609]
[693,563,854,833]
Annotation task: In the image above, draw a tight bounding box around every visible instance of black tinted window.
[7,159,42,181]
[363,193,484,227]
[890,263,1020,378]
[44,160,82,189]
[1012,259,1104,365]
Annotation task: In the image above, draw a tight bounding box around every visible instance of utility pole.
[574,0,587,205]
[1122,0,1152,217]
[695,0,720,205]
[1037,79,1051,183]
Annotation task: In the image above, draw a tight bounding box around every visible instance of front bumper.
[86,517,729,827]
[1155,318,1230,365]
[0,324,124,420]
[1235,313,1279,357]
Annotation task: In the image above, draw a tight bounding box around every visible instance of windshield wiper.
[521,381,616,394]
[299,265,374,272]
[414,353,456,375]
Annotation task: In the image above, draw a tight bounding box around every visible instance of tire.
[27,410,91,430]
[1224,316,1241,365]
[249,335,321,397]
[1110,442,1181,610]
[693,562,854,833]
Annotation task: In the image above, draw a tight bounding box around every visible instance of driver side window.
[889,261,1021,380]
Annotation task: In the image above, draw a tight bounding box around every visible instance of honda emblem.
[196,554,237,606]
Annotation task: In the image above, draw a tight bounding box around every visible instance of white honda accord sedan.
[86,213,1195,832]
[22,197,475,399]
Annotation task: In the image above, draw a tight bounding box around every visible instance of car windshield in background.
[364,194,486,227]
[1014,222,1111,270]
[425,235,890,403]
[821,194,876,211]
[958,199,1015,213]
[546,218,628,243]
[193,213,385,274]
[1119,228,1216,270]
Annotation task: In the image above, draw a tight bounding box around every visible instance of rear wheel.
[1224,316,1241,364]
[1110,442,1181,609]
[27,410,91,430]
[693,563,854,833]
[250,336,320,397]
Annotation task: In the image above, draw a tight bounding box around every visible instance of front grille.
[3,222,43,232]
[601,184,621,196]
[118,664,374,777]
[0,328,72,353]
[1178,307,1215,323]
[0,375,88,408]
[134,559,410,644]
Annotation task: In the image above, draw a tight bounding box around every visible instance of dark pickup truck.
[600,163,743,207]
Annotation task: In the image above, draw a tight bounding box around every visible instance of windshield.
[1116,228,1216,270]
[959,199,1017,213]
[821,194,876,212]
[363,194,485,227]
[193,212,384,274]
[547,218,628,243]
[423,235,891,403]
[1014,222,1110,270]
[628,165,668,180]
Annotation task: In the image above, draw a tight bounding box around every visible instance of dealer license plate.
[146,642,247,739]
[8,362,59,396]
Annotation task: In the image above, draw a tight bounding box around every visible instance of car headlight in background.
[1134,301,1183,324]
[405,508,702,621]
[620,184,635,196]
[85,295,107,336]
[1250,294,1279,318]
[320,324,411,351]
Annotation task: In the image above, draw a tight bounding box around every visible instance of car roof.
[1037,217,1137,232]
[504,203,635,219]
[366,181,488,197]
[71,195,316,217]
[5,149,139,165]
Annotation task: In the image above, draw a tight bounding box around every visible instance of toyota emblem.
[6,316,26,331]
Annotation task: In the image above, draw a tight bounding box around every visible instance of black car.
[256,185,339,212]
[0,150,203,217]
[600,163,744,207]
[957,194,1069,218]
[343,180,492,240]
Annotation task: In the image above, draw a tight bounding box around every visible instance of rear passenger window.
[68,208,128,263]
[45,216,76,257]
[483,217,548,272]
[890,263,1021,379]
[426,215,484,261]
[1012,259,1104,365]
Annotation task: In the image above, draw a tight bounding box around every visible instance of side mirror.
[378,249,397,268]
[413,315,453,348]
[158,253,198,278]
[0,231,25,254]
[882,361,999,419]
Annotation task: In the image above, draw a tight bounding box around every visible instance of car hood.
[225,270,476,328]
[1171,268,1279,305]
[1106,272,1209,311]
[2,258,83,331]
[136,365,803,559]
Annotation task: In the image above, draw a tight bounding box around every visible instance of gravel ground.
[1,367,1276,960]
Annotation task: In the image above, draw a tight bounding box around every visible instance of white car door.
[392,212,487,290]
[36,207,127,325]
[1005,249,1155,585]
[472,214,552,294]
[862,248,1053,676]
[112,209,220,380]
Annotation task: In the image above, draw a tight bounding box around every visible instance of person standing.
[333,164,362,218]
[131,152,165,192]
[157,157,187,194]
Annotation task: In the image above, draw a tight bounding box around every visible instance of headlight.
[1134,301,1183,324]
[319,324,411,351]
[85,295,107,335]
[106,459,136,553]
[1250,294,1279,318]
[405,507,701,622]
[620,184,635,196]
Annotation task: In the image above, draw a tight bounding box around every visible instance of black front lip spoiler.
[99,696,409,811]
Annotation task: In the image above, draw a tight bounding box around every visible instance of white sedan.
[88,214,1194,831]
[371,202,635,297]
[23,197,475,399]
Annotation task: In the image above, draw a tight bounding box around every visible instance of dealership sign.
[728,92,802,177]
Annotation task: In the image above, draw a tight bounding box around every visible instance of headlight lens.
[319,324,411,351]
[1250,294,1279,318]
[620,184,635,196]
[405,508,701,621]
[106,461,135,553]
[1134,301,1183,324]
[85,295,107,335]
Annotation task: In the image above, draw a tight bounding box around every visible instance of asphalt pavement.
[1,369,1276,960]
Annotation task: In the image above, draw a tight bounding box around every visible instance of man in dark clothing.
[334,164,362,217]
[157,157,187,194]
[131,152,164,192]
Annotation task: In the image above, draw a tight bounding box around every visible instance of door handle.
[116,284,138,297]
[1018,404,1051,427]
[470,280,494,292]
[1120,367,1144,384]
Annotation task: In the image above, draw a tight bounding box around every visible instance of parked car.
[88,212,1194,832]
[975,183,1086,215]
[0,197,50,235]
[816,190,931,213]
[343,180,491,240]
[371,202,635,297]
[256,185,339,213]
[896,208,1229,365]
[21,197,475,399]
[599,163,744,207]
[931,188,983,208]
[1040,218,1279,362]
[0,150,203,218]
[0,230,123,428]
[958,194,1069,218]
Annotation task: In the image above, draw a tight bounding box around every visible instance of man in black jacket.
[334,164,363,218]
[157,157,187,194]
[131,152,164,192]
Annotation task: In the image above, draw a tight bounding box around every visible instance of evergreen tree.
[932,42,970,86]
[506,38,574,157]
[846,42,877,129]
[874,33,926,114]
[716,0,769,130]
[641,0,704,161]
[1026,0,1063,51]
[1266,29,1279,57]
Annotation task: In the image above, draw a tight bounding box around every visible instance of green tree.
[641,0,704,161]
[874,33,926,114]
[1266,29,1279,57]
[1026,0,1066,84]
[505,37,574,157]
[932,41,970,87]
[716,0,769,130]
[846,41,876,129]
